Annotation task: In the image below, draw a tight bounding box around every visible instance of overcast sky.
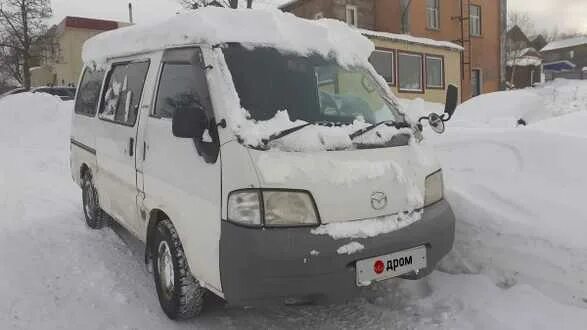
[51,0,587,35]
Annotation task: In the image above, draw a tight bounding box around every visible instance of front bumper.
[219,199,455,306]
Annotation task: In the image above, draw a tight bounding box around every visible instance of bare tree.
[180,0,254,9]
[506,12,537,88]
[0,0,51,89]
[507,11,534,35]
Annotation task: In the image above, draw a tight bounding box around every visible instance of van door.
[94,60,150,235]
[138,47,222,290]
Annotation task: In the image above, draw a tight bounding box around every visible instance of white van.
[70,8,456,319]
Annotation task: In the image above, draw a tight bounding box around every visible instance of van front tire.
[153,219,204,320]
[81,172,107,229]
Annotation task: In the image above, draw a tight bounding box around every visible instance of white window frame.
[398,52,424,93]
[426,0,440,30]
[345,5,358,27]
[470,5,481,36]
[425,55,444,88]
[370,49,395,85]
[314,12,324,19]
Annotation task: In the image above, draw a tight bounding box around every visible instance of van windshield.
[223,45,407,150]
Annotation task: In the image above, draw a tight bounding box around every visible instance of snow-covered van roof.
[542,36,587,52]
[82,7,373,67]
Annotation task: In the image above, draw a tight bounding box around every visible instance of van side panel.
[138,48,222,291]
[70,67,102,186]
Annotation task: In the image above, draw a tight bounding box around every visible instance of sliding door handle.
[129,137,134,157]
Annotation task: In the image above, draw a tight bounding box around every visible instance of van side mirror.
[443,84,458,120]
[172,108,207,139]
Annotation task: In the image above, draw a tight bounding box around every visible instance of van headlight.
[227,190,319,227]
[424,170,444,206]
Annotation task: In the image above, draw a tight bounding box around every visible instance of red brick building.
[280,0,507,101]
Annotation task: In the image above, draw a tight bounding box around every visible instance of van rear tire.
[81,172,107,229]
[152,219,205,320]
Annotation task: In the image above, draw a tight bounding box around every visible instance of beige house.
[364,30,463,104]
[31,16,127,87]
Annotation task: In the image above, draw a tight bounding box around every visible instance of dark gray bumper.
[219,200,455,306]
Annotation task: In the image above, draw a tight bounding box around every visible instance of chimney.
[128,2,134,24]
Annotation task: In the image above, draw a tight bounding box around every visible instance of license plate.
[356,246,427,286]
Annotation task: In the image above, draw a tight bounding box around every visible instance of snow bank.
[411,79,587,130]
[450,90,549,127]
[83,7,373,68]
[2,84,587,328]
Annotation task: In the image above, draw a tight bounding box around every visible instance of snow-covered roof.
[507,56,542,67]
[82,7,373,67]
[360,29,464,51]
[542,36,587,52]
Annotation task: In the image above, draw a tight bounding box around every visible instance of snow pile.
[450,90,549,127]
[407,80,587,308]
[418,79,587,129]
[2,88,587,328]
[534,78,587,118]
[336,241,364,255]
[311,210,422,239]
[83,7,373,68]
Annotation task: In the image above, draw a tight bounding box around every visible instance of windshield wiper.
[349,120,411,140]
[261,122,314,145]
[261,120,351,146]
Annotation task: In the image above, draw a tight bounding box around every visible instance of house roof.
[542,36,587,52]
[61,16,120,31]
[360,29,464,51]
[507,25,530,45]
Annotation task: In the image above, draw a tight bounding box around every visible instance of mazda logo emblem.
[370,192,388,210]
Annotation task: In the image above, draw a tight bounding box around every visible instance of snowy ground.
[1,80,587,329]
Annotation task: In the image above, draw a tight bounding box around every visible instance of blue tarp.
[543,61,576,72]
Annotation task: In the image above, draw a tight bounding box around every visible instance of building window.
[398,52,423,92]
[426,0,440,30]
[369,50,394,85]
[470,5,481,36]
[426,55,444,88]
[471,69,482,96]
[345,5,357,27]
[314,12,324,19]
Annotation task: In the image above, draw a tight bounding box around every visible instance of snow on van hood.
[82,7,373,68]
[249,145,436,224]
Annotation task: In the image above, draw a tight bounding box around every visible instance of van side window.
[74,67,105,116]
[154,63,207,118]
[99,61,150,126]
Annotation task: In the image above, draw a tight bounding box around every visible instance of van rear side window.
[154,63,207,119]
[74,68,105,116]
[99,61,150,126]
